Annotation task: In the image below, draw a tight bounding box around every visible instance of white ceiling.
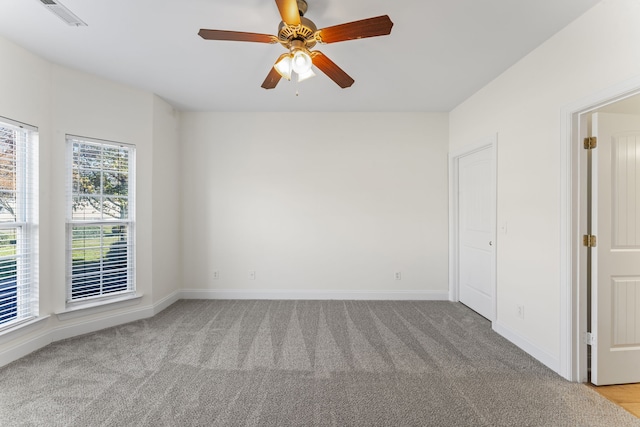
[0,0,600,112]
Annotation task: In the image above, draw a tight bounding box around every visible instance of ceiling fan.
[198,0,393,89]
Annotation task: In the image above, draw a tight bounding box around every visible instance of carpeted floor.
[1,300,638,426]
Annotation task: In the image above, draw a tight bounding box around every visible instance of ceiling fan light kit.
[198,0,393,90]
[297,68,316,82]
[274,54,293,80]
[291,48,313,74]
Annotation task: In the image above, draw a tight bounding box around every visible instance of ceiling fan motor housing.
[297,0,308,16]
[278,16,317,49]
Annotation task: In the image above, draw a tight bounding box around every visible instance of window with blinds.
[0,117,38,329]
[66,136,135,303]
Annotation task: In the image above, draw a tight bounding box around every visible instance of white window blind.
[0,117,38,329]
[66,136,135,303]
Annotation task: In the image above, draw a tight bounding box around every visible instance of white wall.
[449,0,640,371]
[49,64,155,321]
[1,31,447,365]
[0,36,53,353]
[9,0,637,378]
[151,95,181,304]
[0,35,182,366]
[180,112,449,299]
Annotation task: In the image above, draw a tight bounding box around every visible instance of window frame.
[0,116,38,331]
[65,135,136,305]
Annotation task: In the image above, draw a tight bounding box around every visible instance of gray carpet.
[1,300,638,426]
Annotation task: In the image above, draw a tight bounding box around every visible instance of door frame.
[560,75,640,382]
[448,135,497,322]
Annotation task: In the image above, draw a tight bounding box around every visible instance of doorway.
[449,137,497,321]
[586,111,640,385]
[562,79,640,384]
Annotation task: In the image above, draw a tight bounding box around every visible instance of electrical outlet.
[249,271,256,280]
[517,305,524,319]
[212,271,219,280]
[395,272,402,280]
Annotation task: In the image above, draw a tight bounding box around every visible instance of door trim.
[448,135,497,322]
[560,75,640,382]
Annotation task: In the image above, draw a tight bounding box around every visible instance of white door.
[458,146,495,320]
[591,112,640,385]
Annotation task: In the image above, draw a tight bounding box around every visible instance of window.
[66,136,135,303]
[0,117,37,329]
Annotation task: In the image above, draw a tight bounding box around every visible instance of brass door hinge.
[584,136,597,149]
[583,234,597,248]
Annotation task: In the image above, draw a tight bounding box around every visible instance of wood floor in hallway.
[589,383,640,418]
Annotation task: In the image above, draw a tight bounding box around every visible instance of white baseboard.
[152,290,181,315]
[55,294,144,321]
[492,321,560,373]
[4,289,510,369]
[0,291,181,368]
[51,304,156,342]
[0,328,52,368]
[180,288,449,301]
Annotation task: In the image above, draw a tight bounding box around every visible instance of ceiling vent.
[38,0,87,26]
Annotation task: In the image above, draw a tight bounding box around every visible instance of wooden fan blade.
[198,29,275,43]
[261,66,282,89]
[275,0,301,26]
[317,15,393,44]
[311,51,354,88]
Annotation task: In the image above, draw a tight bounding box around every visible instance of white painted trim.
[0,316,50,346]
[560,74,640,382]
[180,288,449,301]
[0,317,52,367]
[448,136,497,159]
[50,303,154,342]
[0,287,467,368]
[448,135,498,321]
[0,329,52,368]
[448,152,459,303]
[493,321,560,373]
[0,291,180,368]
[55,294,143,321]
[152,290,181,315]
[559,102,576,381]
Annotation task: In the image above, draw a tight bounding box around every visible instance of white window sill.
[0,315,50,345]
[56,293,143,321]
